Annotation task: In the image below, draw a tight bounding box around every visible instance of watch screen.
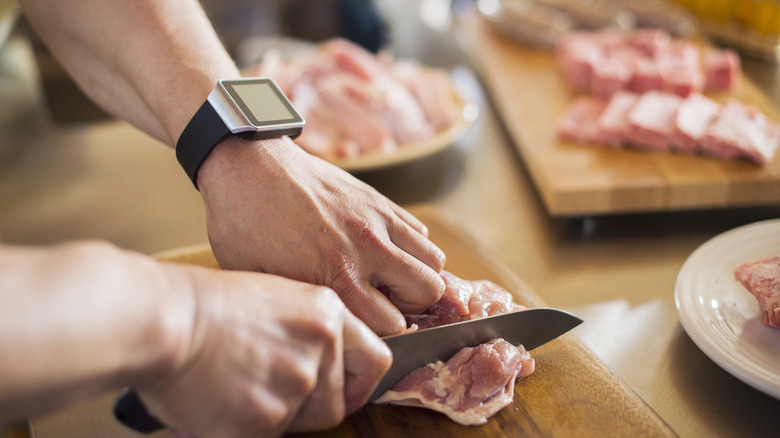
[222,79,303,127]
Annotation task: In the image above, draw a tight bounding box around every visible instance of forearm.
[18,0,240,145]
[0,242,194,425]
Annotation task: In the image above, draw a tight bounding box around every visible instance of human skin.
[18,0,446,337]
[0,241,391,436]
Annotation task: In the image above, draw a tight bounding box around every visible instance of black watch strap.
[175,99,231,190]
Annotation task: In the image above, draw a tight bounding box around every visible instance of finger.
[341,311,392,414]
[386,218,446,273]
[371,254,445,315]
[288,315,345,432]
[389,203,430,237]
[336,277,407,336]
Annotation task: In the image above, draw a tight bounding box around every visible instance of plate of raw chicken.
[240,37,478,172]
[675,219,780,400]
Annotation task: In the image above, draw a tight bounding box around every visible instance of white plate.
[675,219,780,399]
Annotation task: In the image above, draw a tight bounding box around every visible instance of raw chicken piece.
[734,255,780,328]
[700,100,780,165]
[405,271,525,330]
[375,339,535,425]
[248,38,461,160]
[375,271,534,425]
[625,90,683,151]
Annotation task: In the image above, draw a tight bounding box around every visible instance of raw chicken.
[734,255,780,328]
[248,38,462,160]
[375,271,534,426]
[405,271,525,330]
[375,339,535,425]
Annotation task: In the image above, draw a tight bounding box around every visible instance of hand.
[137,265,391,437]
[196,136,446,335]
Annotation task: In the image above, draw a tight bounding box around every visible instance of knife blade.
[114,307,582,433]
[368,307,582,401]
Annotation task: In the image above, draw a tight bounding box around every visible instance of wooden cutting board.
[29,205,676,438]
[461,16,780,217]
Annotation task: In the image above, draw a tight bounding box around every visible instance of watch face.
[221,78,304,128]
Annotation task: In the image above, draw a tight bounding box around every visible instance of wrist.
[118,252,197,390]
[194,136,296,196]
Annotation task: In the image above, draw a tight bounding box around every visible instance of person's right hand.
[136,264,392,438]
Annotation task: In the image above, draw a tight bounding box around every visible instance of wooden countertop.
[2,5,780,437]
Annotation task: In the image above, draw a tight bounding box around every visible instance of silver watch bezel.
[207,78,305,135]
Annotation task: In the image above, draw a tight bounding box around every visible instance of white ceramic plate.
[675,219,780,399]
[237,35,478,172]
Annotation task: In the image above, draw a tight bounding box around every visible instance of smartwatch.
[176,78,305,189]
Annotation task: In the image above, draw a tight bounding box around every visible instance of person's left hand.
[196,136,446,336]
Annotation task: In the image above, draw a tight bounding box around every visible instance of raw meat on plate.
[734,255,780,328]
[248,38,462,160]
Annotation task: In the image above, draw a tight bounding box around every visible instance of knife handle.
[113,388,166,434]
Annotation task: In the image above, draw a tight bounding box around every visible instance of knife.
[114,307,582,433]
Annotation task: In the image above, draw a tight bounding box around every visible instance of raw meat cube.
[626,28,672,56]
[672,93,720,153]
[556,35,604,91]
[597,90,640,147]
[556,95,610,145]
[630,56,665,93]
[591,48,635,97]
[625,90,684,151]
[658,41,703,97]
[704,48,740,91]
[700,100,780,164]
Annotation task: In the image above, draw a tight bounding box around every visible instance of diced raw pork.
[626,28,672,56]
[625,90,683,151]
[556,36,603,91]
[704,48,740,92]
[556,95,610,145]
[700,100,780,164]
[591,48,635,98]
[375,339,535,425]
[556,28,739,98]
[597,90,639,147]
[630,56,664,94]
[734,255,780,328]
[672,93,720,153]
[658,41,703,97]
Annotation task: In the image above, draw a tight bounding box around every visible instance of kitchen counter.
[2,2,780,437]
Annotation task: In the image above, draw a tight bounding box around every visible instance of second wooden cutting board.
[461,16,780,217]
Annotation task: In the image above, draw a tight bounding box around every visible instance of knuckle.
[347,217,385,250]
